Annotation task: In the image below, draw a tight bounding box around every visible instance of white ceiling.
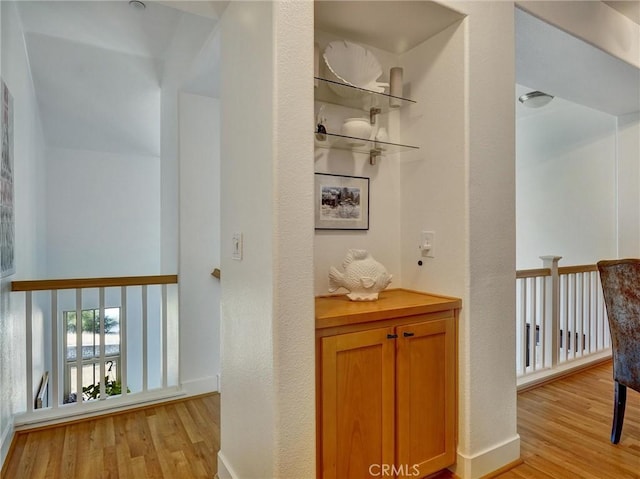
[16,1,217,157]
[16,1,638,155]
[24,31,163,156]
[17,1,184,62]
[516,7,640,118]
[604,1,640,24]
[314,1,465,55]
[182,31,221,99]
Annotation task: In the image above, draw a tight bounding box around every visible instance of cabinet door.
[396,318,456,478]
[321,327,396,479]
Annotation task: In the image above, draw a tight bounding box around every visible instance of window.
[63,307,121,403]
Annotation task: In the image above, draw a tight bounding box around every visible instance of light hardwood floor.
[496,361,640,479]
[3,363,639,478]
[2,393,220,479]
[434,361,639,479]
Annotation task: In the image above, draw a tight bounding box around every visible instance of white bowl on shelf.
[323,41,387,98]
[341,118,372,146]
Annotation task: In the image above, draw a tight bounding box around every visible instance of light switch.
[232,232,243,260]
[419,231,435,258]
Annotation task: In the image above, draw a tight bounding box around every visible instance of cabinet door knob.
[403,332,415,337]
[387,334,398,339]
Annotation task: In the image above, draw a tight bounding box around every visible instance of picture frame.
[1,79,15,278]
[315,173,369,230]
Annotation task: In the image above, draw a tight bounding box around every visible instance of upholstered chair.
[597,259,640,444]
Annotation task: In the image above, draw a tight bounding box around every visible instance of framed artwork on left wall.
[315,173,369,230]
[1,79,15,277]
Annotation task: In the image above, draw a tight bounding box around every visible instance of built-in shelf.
[314,131,419,164]
[314,76,416,115]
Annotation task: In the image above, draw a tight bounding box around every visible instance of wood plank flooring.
[2,393,219,479]
[496,361,640,479]
[3,363,640,478]
[431,362,639,479]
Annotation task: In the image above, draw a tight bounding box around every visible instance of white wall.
[400,20,466,297]
[160,13,219,400]
[439,2,520,477]
[516,98,618,269]
[45,147,160,278]
[218,3,275,476]
[271,3,315,474]
[218,1,315,478]
[618,112,640,258]
[178,92,220,394]
[313,31,402,295]
[160,13,214,274]
[0,0,47,465]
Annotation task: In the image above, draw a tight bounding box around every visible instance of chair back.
[597,259,640,391]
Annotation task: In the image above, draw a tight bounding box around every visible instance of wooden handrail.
[11,274,178,292]
[558,264,598,275]
[516,263,598,279]
[516,268,551,279]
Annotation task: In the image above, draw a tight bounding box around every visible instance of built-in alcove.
[313,2,468,477]
[313,1,467,298]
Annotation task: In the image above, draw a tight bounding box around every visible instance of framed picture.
[315,173,369,230]
[1,79,15,278]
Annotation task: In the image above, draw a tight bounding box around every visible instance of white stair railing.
[12,275,179,422]
[516,257,611,387]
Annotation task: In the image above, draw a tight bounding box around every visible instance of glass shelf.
[314,131,419,160]
[314,76,416,114]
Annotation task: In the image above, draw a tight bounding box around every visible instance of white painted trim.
[217,451,237,479]
[13,388,185,430]
[452,435,521,479]
[0,420,14,471]
[180,375,218,396]
[517,350,612,391]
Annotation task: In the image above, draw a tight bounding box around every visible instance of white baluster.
[142,285,148,393]
[51,291,59,409]
[121,286,128,397]
[26,291,33,413]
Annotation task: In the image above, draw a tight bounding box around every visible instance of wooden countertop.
[315,288,461,329]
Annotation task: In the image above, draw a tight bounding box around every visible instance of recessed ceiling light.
[518,91,554,108]
[129,0,146,10]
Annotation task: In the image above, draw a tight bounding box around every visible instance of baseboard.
[180,375,218,396]
[14,388,185,430]
[0,420,14,477]
[451,435,520,479]
[517,353,611,392]
[478,458,524,479]
[217,451,237,479]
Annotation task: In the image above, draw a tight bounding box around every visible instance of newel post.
[540,255,562,368]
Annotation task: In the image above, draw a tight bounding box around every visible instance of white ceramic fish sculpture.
[328,249,393,301]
